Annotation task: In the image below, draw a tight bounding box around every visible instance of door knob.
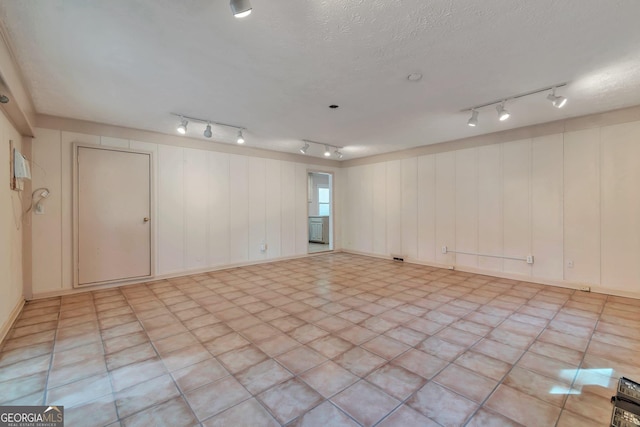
[143,217,150,222]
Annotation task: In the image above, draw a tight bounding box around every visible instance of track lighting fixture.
[496,102,510,121]
[462,83,568,127]
[467,109,479,127]
[177,118,188,135]
[171,113,245,144]
[300,140,344,159]
[230,0,252,18]
[547,87,567,108]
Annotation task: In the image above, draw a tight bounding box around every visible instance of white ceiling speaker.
[230,0,252,18]
[467,109,479,127]
[496,102,510,121]
[547,88,567,108]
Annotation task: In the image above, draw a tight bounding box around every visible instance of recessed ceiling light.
[407,73,423,82]
[329,105,339,109]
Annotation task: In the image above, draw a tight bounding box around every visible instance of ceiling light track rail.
[170,113,244,131]
[461,83,568,112]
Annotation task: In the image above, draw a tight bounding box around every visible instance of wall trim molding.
[341,104,640,167]
[0,297,25,347]
[341,250,640,300]
[35,114,341,167]
[29,252,331,300]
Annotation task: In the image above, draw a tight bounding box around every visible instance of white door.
[76,146,152,286]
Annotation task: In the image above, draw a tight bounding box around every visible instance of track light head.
[335,150,343,159]
[300,143,309,154]
[177,118,188,135]
[236,129,245,144]
[547,88,567,108]
[324,145,331,157]
[496,102,510,121]
[230,0,252,18]
[467,109,479,127]
[203,124,212,138]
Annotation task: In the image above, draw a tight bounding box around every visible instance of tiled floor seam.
[554,292,607,427]
[460,288,579,427]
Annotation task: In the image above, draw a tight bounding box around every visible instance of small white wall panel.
[417,155,436,263]
[294,164,308,254]
[435,152,455,265]
[601,122,640,292]
[531,134,564,280]
[248,157,267,261]
[265,159,282,258]
[402,158,418,260]
[157,145,185,274]
[372,162,387,255]
[563,129,600,285]
[502,140,531,276]
[386,160,402,256]
[455,148,478,267]
[477,144,503,272]
[229,155,249,263]
[184,148,209,270]
[280,162,296,257]
[358,165,374,254]
[32,129,63,293]
[208,152,230,266]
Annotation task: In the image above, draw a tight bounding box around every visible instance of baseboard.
[341,249,640,300]
[30,252,325,300]
[0,297,25,348]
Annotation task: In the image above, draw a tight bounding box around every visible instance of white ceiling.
[1,0,640,159]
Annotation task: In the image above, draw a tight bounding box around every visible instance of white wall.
[342,121,640,297]
[30,128,340,296]
[0,111,25,336]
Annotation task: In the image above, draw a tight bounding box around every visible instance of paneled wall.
[0,111,25,336]
[30,128,339,296]
[342,121,640,297]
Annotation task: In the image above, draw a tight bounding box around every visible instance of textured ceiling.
[1,0,640,159]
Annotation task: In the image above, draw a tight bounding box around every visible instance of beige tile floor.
[1,253,639,426]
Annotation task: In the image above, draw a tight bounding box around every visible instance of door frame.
[72,143,156,288]
[307,169,334,252]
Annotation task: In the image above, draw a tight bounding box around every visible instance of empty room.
[1,1,640,426]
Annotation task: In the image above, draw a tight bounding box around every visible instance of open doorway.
[308,171,333,254]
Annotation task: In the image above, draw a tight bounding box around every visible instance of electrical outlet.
[441,246,447,254]
[526,255,534,264]
[260,243,267,252]
[567,260,574,268]
[579,285,591,292]
[35,202,44,215]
